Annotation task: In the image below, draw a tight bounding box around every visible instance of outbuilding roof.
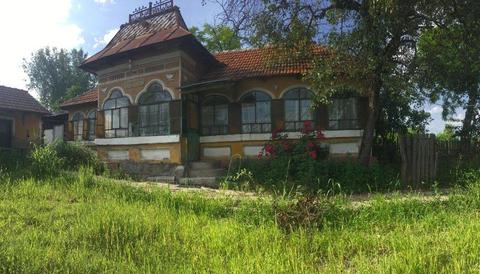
[60,88,98,108]
[0,85,49,114]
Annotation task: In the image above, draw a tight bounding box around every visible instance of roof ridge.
[0,85,28,92]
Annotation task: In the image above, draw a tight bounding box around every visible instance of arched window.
[87,110,96,141]
[240,91,271,133]
[72,112,84,141]
[201,95,229,135]
[138,83,172,136]
[328,97,359,130]
[283,88,314,131]
[104,90,130,138]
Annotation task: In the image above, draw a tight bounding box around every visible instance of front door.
[0,119,13,148]
[186,130,200,161]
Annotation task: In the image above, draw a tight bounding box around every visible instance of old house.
[0,85,49,149]
[60,0,368,178]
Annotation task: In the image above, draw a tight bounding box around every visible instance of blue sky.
[0,0,448,133]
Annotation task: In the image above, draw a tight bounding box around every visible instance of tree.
[417,0,480,142]
[190,23,241,53]
[23,47,96,111]
[214,0,429,165]
[437,124,457,141]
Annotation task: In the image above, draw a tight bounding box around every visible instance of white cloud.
[428,105,443,115]
[93,28,119,49]
[0,0,84,91]
[94,0,115,4]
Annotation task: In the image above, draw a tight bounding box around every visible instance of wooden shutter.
[316,104,329,130]
[229,102,241,134]
[66,121,74,141]
[129,105,139,135]
[170,100,182,134]
[358,97,370,128]
[271,99,284,132]
[96,110,105,138]
[82,119,89,140]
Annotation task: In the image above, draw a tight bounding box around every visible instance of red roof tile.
[0,85,49,114]
[202,46,328,81]
[82,6,191,68]
[60,89,98,108]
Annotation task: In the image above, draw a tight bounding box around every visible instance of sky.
[0,0,449,133]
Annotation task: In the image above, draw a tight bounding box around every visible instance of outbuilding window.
[201,95,229,135]
[283,88,314,131]
[104,90,130,138]
[240,91,271,133]
[138,83,172,136]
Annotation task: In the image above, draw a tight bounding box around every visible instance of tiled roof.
[60,89,98,108]
[202,46,328,81]
[0,85,49,114]
[82,6,190,67]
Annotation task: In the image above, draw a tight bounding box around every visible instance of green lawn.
[1,169,480,273]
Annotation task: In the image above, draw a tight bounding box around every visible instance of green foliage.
[436,124,457,141]
[417,0,480,139]
[22,47,96,110]
[50,141,105,174]
[30,145,64,178]
[29,142,104,179]
[190,23,241,53]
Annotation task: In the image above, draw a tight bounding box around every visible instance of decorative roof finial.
[128,0,174,23]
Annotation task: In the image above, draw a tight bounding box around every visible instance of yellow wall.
[97,54,181,108]
[0,108,43,149]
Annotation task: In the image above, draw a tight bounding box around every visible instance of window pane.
[202,105,214,126]
[242,103,255,123]
[116,97,129,108]
[285,100,299,122]
[104,100,115,110]
[256,101,271,123]
[242,125,251,133]
[215,104,228,125]
[120,108,128,129]
[105,110,112,130]
[112,109,120,129]
[300,99,313,120]
[139,106,148,127]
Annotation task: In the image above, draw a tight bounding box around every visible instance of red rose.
[265,144,274,155]
[307,141,316,148]
[302,121,313,134]
[316,130,325,140]
[309,151,317,160]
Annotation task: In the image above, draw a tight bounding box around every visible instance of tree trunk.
[358,84,382,166]
[461,89,478,143]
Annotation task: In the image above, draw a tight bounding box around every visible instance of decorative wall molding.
[95,135,180,146]
[140,149,171,161]
[203,147,231,157]
[107,150,129,161]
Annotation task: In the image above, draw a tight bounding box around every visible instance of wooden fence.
[398,134,480,188]
[398,134,437,188]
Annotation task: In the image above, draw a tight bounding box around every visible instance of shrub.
[50,141,105,174]
[236,122,400,194]
[30,145,64,178]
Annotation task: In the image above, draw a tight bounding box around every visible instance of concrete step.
[189,168,226,178]
[179,177,219,188]
[189,161,219,170]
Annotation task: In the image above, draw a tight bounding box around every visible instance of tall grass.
[2,169,480,272]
